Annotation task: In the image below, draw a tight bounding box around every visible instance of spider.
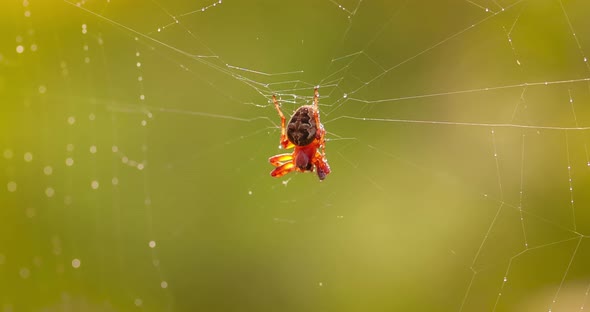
[269,87,331,180]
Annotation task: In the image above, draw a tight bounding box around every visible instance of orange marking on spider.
[269,87,331,180]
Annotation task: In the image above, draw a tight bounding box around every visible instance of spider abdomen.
[287,105,317,146]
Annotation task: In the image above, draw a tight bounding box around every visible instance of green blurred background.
[2,0,590,311]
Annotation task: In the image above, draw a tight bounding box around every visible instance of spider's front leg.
[312,87,321,127]
[270,162,296,178]
[272,95,292,149]
[269,153,293,167]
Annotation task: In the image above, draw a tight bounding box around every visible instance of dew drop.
[3,149,14,159]
[19,267,30,279]
[7,181,17,192]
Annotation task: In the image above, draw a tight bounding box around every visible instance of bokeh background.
[2,0,590,311]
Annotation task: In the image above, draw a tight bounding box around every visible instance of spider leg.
[269,153,293,167]
[312,88,328,158]
[313,87,319,110]
[312,87,321,127]
[270,162,296,178]
[272,95,291,149]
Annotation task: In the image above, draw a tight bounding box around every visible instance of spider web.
[1,0,590,311]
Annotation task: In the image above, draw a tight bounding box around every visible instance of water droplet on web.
[149,240,156,248]
[503,277,507,282]
[19,267,30,279]
[65,157,74,166]
[89,145,97,154]
[7,182,17,192]
[3,149,14,159]
[134,299,143,307]
[45,187,55,198]
[38,85,47,94]
[248,190,252,195]
[72,258,81,268]
[67,116,76,125]
[91,180,99,189]
[24,152,33,162]
[26,207,35,218]
[161,281,168,288]
[16,45,24,54]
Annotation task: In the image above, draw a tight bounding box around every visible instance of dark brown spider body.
[287,105,317,146]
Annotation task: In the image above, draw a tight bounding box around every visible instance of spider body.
[269,88,331,180]
[287,105,317,146]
